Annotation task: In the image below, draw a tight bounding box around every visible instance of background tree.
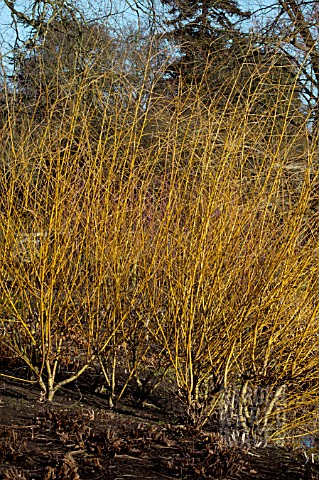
[157,1,300,108]
[159,0,250,84]
[154,0,305,165]
[3,0,85,50]
[16,18,114,102]
[255,0,319,138]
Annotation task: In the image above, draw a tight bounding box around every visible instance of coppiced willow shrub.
[0,36,319,448]
[0,60,157,401]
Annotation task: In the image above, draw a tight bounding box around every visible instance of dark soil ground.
[0,377,319,480]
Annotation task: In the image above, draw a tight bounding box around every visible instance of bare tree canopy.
[2,0,85,49]
[256,0,319,134]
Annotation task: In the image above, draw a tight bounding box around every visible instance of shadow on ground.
[0,379,318,479]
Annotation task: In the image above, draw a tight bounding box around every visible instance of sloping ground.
[0,379,318,480]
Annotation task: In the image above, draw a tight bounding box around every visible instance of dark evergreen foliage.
[160,0,250,78]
